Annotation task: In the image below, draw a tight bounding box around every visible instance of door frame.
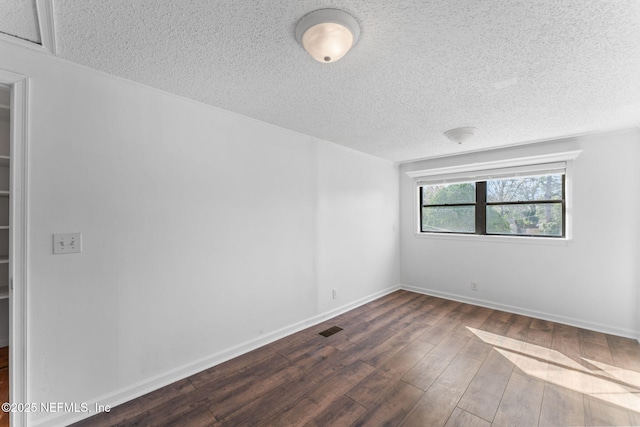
[0,69,28,427]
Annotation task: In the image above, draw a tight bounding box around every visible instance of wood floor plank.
[213,372,319,426]
[305,327,401,384]
[457,348,514,421]
[316,322,369,352]
[580,339,615,366]
[208,362,305,420]
[492,372,544,427]
[419,298,461,325]
[261,360,375,426]
[417,310,468,345]
[188,343,280,389]
[71,399,147,427]
[137,378,195,410]
[323,297,419,353]
[451,306,493,338]
[406,296,439,321]
[552,323,583,359]
[127,398,211,427]
[0,367,8,427]
[347,339,434,408]
[304,395,366,427]
[527,318,556,348]
[72,291,640,427]
[357,321,431,368]
[400,353,483,427]
[539,383,585,426]
[301,345,358,383]
[305,297,381,336]
[580,328,610,347]
[352,380,424,427]
[359,291,420,323]
[193,352,290,400]
[137,357,306,427]
[388,295,441,330]
[583,395,631,426]
[478,314,508,335]
[362,293,424,328]
[383,307,431,333]
[101,384,207,426]
[163,405,216,427]
[402,334,468,391]
[579,329,614,365]
[504,314,532,341]
[488,310,512,323]
[276,333,334,361]
[332,316,406,352]
[607,335,640,372]
[0,347,7,370]
[443,407,490,427]
[266,330,317,354]
[629,405,640,426]
[457,332,493,362]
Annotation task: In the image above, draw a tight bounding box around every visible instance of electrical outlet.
[470,282,479,291]
[332,289,338,299]
[53,232,82,254]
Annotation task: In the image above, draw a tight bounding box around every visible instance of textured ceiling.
[0,0,39,43]
[3,1,640,162]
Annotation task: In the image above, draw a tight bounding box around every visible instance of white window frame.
[406,150,582,245]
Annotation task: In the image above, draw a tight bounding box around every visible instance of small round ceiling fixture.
[295,9,360,63]
[444,127,477,144]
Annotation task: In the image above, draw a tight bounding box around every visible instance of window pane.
[486,203,563,236]
[422,182,475,205]
[486,174,563,203]
[422,206,475,233]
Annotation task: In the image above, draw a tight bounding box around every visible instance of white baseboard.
[400,284,639,341]
[34,285,400,427]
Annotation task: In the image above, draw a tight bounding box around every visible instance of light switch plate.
[53,232,82,254]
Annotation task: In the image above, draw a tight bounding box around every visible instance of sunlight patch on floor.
[582,358,640,390]
[467,327,640,414]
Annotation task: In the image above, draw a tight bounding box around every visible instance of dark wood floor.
[0,346,6,427]
[74,290,640,426]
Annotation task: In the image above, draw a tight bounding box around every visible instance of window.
[420,182,476,233]
[420,174,565,237]
[409,152,582,239]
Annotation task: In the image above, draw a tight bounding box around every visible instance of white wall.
[316,141,399,313]
[400,130,640,338]
[0,40,399,425]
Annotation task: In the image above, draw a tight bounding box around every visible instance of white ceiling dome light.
[295,9,360,63]
[444,127,477,144]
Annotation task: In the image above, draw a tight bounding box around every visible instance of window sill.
[413,232,571,246]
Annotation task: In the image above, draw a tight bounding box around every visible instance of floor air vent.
[319,326,343,337]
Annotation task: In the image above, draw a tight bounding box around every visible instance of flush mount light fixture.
[444,127,477,144]
[295,9,360,63]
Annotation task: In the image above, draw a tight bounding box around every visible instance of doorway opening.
[0,84,10,427]
[0,70,28,427]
